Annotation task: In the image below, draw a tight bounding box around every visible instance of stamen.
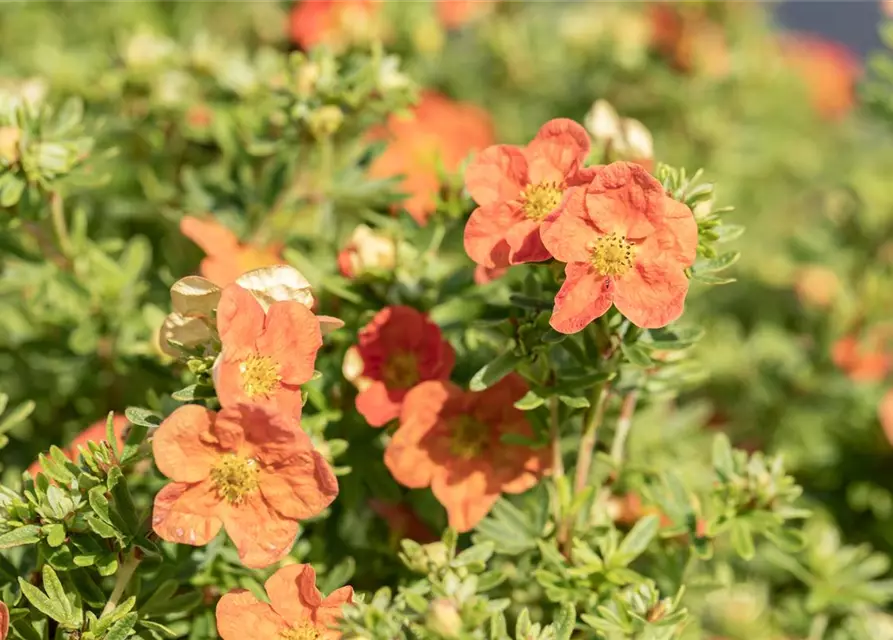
[210,454,260,505]
[279,621,320,640]
[521,181,564,221]
[382,351,420,389]
[239,354,281,398]
[589,232,636,277]
[449,416,489,459]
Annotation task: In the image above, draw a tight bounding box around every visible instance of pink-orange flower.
[369,498,438,543]
[28,414,129,479]
[794,265,839,308]
[354,306,454,427]
[288,0,380,51]
[780,34,860,121]
[214,284,323,419]
[368,92,494,225]
[540,162,697,333]
[437,0,496,28]
[152,403,338,568]
[180,216,284,287]
[463,119,593,268]
[0,600,8,640]
[217,564,353,640]
[832,332,891,383]
[473,264,507,285]
[384,375,549,532]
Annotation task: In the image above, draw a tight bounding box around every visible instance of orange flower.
[289,0,380,51]
[214,284,323,419]
[463,119,593,268]
[832,333,891,383]
[879,389,893,446]
[649,4,729,77]
[437,0,495,28]
[152,403,338,568]
[28,414,129,479]
[780,34,860,121]
[473,264,507,285]
[540,162,697,333]
[384,375,549,532]
[0,600,9,640]
[369,498,438,543]
[217,563,353,640]
[180,216,284,287]
[794,265,839,308]
[368,92,494,225]
[354,306,455,427]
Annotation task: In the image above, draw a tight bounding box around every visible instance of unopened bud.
[584,99,622,144]
[621,118,654,164]
[296,62,321,96]
[308,105,344,139]
[426,599,462,639]
[0,126,21,164]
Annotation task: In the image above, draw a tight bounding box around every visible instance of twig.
[549,395,564,479]
[50,191,73,258]
[101,552,141,617]
[573,384,610,496]
[807,613,828,640]
[609,390,639,468]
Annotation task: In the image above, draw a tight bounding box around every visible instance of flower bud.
[0,126,21,164]
[296,61,321,96]
[338,225,396,279]
[584,99,623,144]
[308,105,344,139]
[621,118,654,168]
[426,599,462,639]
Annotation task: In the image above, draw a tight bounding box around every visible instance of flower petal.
[216,590,287,640]
[256,300,322,385]
[222,493,300,568]
[636,196,698,267]
[540,187,599,263]
[613,258,690,329]
[152,482,222,546]
[316,586,354,633]
[317,315,345,335]
[464,144,528,207]
[266,564,323,624]
[160,313,214,357]
[524,118,591,185]
[180,216,239,257]
[224,403,305,466]
[236,265,315,311]
[384,382,452,488]
[261,450,339,520]
[584,162,661,239]
[217,285,265,358]
[1,601,9,640]
[170,276,222,318]
[463,202,524,268]
[550,263,614,334]
[506,218,551,264]
[152,405,219,483]
[356,381,406,427]
[430,467,499,533]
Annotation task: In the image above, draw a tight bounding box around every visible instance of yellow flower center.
[239,354,281,398]
[279,621,320,640]
[521,181,564,221]
[590,232,636,277]
[382,351,420,389]
[449,416,489,459]
[210,454,260,505]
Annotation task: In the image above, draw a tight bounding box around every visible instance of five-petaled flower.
[540,161,697,333]
[463,118,594,268]
[354,306,455,427]
[289,0,381,52]
[368,91,494,225]
[384,375,549,532]
[214,282,323,419]
[832,331,892,383]
[152,403,338,568]
[180,216,284,287]
[217,564,352,640]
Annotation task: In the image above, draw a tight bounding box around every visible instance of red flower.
[463,119,593,268]
[437,0,496,28]
[289,0,380,51]
[368,498,438,543]
[368,92,494,225]
[780,34,860,121]
[540,162,697,333]
[354,306,454,427]
[384,375,549,532]
[832,332,891,383]
[217,564,353,640]
[214,284,322,419]
[28,415,129,479]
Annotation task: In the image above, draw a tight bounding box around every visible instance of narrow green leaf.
[558,395,589,409]
[19,579,68,624]
[553,602,576,640]
[513,391,544,411]
[0,525,41,549]
[712,434,735,480]
[731,519,756,560]
[105,613,138,640]
[620,343,652,368]
[615,515,659,564]
[0,400,35,434]
[469,350,522,391]
[42,565,74,624]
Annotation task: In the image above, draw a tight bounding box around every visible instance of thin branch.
[573,384,610,496]
[101,552,141,617]
[610,390,639,469]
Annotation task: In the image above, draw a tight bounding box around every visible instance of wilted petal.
[236,265,315,311]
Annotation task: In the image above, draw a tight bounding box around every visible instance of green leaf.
[731,519,755,560]
[558,395,589,409]
[123,407,162,429]
[42,565,75,625]
[86,515,120,539]
[615,515,659,565]
[19,578,70,626]
[104,411,120,460]
[105,613,138,640]
[45,524,66,548]
[107,467,139,534]
[712,434,735,480]
[171,385,215,402]
[469,350,522,392]
[692,272,736,285]
[490,611,508,640]
[552,602,576,640]
[0,525,41,549]
[694,251,740,273]
[454,542,495,567]
[714,224,745,243]
[621,343,652,367]
[513,391,544,410]
[0,399,35,433]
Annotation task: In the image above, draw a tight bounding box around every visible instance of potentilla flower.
[337,224,396,279]
[152,403,338,568]
[794,265,839,309]
[180,216,284,287]
[437,0,496,28]
[780,34,859,121]
[473,264,507,285]
[289,0,381,52]
[28,415,129,479]
[539,162,698,333]
[217,563,353,640]
[832,332,891,383]
[368,92,494,225]
[0,601,7,640]
[354,306,455,427]
[214,283,323,419]
[463,118,593,268]
[384,375,549,532]
[368,498,438,543]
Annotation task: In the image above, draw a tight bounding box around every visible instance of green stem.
[573,384,610,496]
[609,390,639,468]
[807,614,828,640]
[101,552,140,617]
[549,395,564,480]
[50,191,73,258]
